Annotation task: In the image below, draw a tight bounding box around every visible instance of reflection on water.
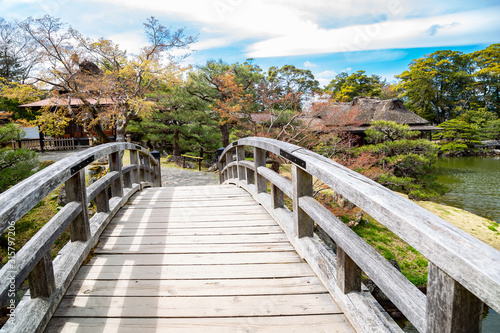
[434,156,500,222]
[398,156,500,332]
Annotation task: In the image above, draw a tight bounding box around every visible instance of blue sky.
[1,0,499,86]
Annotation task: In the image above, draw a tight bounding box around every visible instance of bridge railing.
[219,137,500,333]
[0,143,161,332]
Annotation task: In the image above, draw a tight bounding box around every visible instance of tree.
[325,70,384,102]
[19,15,196,142]
[355,121,445,200]
[397,50,476,123]
[187,59,262,147]
[435,119,480,154]
[0,17,37,83]
[0,123,38,193]
[130,84,220,156]
[472,44,500,116]
[479,119,500,140]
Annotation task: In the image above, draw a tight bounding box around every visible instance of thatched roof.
[351,97,429,125]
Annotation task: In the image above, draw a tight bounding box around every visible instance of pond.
[398,156,499,332]
[434,156,499,332]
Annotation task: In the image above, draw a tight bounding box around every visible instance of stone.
[88,165,104,177]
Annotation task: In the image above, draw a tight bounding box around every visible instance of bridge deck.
[45,185,354,332]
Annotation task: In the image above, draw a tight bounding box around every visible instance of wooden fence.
[218,137,500,333]
[11,138,76,151]
[0,143,161,332]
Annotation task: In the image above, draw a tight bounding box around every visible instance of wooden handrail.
[219,137,500,333]
[0,142,162,332]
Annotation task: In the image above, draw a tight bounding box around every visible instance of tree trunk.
[115,118,128,142]
[172,129,180,156]
[92,122,111,143]
[220,123,230,147]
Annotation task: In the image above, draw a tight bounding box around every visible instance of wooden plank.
[101,225,283,236]
[65,277,327,296]
[129,201,260,208]
[46,315,353,333]
[106,220,278,229]
[75,263,316,280]
[94,242,295,254]
[110,214,272,223]
[53,294,341,317]
[86,252,302,266]
[98,234,289,246]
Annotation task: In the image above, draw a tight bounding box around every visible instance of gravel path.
[37,149,219,187]
[161,167,219,187]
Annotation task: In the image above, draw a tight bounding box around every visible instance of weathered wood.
[300,196,426,331]
[95,189,110,213]
[254,147,267,193]
[66,170,90,242]
[109,151,123,197]
[257,166,293,198]
[46,315,352,333]
[86,171,119,202]
[129,150,140,184]
[271,184,284,209]
[66,277,325,297]
[337,246,361,293]
[28,251,55,298]
[292,165,313,238]
[236,145,246,181]
[102,225,283,236]
[54,294,341,318]
[426,262,483,333]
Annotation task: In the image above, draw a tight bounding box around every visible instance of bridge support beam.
[271,184,284,209]
[109,152,123,197]
[236,146,246,181]
[28,251,55,298]
[292,165,313,238]
[66,170,90,242]
[254,148,267,193]
[337,247,361,293]
[426,262,483,333]
[130,150,140,185]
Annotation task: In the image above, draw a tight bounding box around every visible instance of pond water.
[399,156,500,332]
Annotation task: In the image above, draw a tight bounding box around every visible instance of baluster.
[236,146,246,181]
[151,151,162,187]
[246,167,255,185]
[109,151,123,197]
[96,188,110,213]
[129,150,139,185]
[271,184,284,209]
[426,262,483,333]
[219,156,226,183]
[66,169,90,241]
[292,165,314,238]
[28,251,55,298]
[226,149,234,179]
[337,247,361,293]
[144,156,151,183]
[254,147,267,193]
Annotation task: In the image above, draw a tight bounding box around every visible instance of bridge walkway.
[45,185,354,332]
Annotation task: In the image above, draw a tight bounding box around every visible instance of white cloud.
[341,67,352,72]
[246,7,500,57]
[304,61,316,68]
[316,70,337,78]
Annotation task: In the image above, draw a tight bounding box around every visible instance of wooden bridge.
[0,138,499,332]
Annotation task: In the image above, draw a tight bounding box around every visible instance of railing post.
[96,189,110,213]
[337,247,361,293]
[426,262,483,333]
[254,148,267,193]
[292,165,314,238]
[130,150,140,185]
[226,149,234,179]
[109,151,123,197]
[66,169,90,241]
[151,150,162,187]
[28,251,55,298]
[144,156,151,183]
[271,184,284,209]
[236,146,246,181]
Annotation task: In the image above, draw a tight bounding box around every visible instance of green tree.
[479,119,500,140]
[435,119,480,154]
[357,121,445,200]
[472,44,500,116]
[131,85,220,156]
[0,123,38,193]
[187,59,263,147]
[325,70,384,102]
[397,50,476,123]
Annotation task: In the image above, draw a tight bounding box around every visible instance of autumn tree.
[187,59,262,147]
[19,15,196,142]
